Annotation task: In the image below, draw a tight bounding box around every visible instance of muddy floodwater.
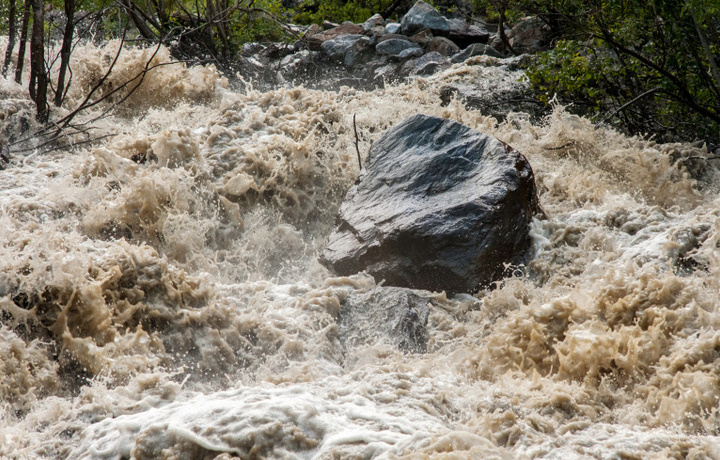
[1,40,720,459]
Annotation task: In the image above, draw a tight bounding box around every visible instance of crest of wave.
[63,40,225,114]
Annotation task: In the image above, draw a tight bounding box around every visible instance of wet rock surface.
[338,286,431,353]
[321,114,541,293]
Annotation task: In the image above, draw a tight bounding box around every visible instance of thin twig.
[600,87,661,124]
[353,113,361,170]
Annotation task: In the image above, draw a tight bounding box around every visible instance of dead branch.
[353,113,361,170]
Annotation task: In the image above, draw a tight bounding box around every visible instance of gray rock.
[372,63,400,82]
[344,37,375,68]
[450,42,503,63]
[398,47,425,60]
[307,23,365,51]
[502,53,537,70]
[507,17,552,52]
[321,34,365,60]
[363,13,385,31]
[426,36,460,56]
[241,42,266,56]
[400,0,450,36]
[377,33,412,43]
[447,18,491,48]
[399,51,449,76]
[376,38,421,57]
[385,22,401,34]
[320,114,540,293]
[320,34,367,60]
[412,51,450,75]
[410,29,434,46]
[338,286,431,353]
[365,25,387,39]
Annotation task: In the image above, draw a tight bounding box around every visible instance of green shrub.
[293,0,376,25]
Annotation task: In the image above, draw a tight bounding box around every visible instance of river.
[1,39,719,459]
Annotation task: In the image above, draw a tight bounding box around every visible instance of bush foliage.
[487,0,720,143]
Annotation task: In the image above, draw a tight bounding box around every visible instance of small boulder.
[450,42,503,63]
[307,23,364,51]
[398,47,425,60]
[344,37,375,68]
[385,22,401,34]
[412,51,450,75]
[410,29,434,46]
[363,13,385,31]
[321,114,540,293]
[378,33,413,43]
[400,0,450,36]
[507,17,552,52]
[338,286,431,353]
[426,36,460,57]
[447,18,491,48]
[376,38,421,57]
[321,34,365,60]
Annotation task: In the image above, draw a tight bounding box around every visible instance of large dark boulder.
[320,114,540,293]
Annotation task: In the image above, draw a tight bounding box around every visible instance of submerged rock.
[338,286,430,353]
[321,114,540,293]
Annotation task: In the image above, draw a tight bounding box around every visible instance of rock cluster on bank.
[237,0,552,90]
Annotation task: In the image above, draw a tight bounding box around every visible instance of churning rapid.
[1,38,720,459]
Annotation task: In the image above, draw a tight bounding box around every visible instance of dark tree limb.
[599,87,661,124]
[29,0,48,122]
[15,0,30,83]
[353,113,361,170]
[55,0,76,107]
[2,0,17,77]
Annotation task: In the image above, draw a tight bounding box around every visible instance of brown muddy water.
[1,39,720,459]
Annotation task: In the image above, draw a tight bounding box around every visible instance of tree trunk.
[15,0,31,83]
[30,0,48,122]
[493,0,517,56]
[55,0,76,107]
[119,0,159,41]
[2,0,17,77]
